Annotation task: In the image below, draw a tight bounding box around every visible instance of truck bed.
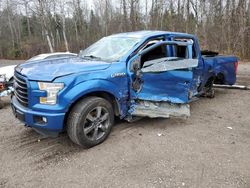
[202,55,238,85]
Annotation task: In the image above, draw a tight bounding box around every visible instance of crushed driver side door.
[127,41,198,118]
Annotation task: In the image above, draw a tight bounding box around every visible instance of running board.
[131,100,190,118]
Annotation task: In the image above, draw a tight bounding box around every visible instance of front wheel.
[67,97,114,148]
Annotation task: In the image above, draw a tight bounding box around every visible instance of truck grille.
[14,72,28,107]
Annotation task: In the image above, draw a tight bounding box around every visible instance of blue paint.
[11,31,238,135]
[203,56,237,85]
[18,57,111,82]
[134,71,193,103]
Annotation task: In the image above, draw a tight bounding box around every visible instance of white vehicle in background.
[0,65,16,83]
[26,52,77,62]
[0,52,77,82]
[0,52,77,106]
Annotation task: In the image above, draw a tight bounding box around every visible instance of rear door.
[127,41,198,118]
[172,37,204,95]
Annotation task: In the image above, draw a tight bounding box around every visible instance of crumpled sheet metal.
[133,70,193,104]
[142,58,198,73]
[131,100,190,118]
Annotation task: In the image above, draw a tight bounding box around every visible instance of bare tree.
[6,0,15,48]
[37,0,54,52]
[59,0,69,51]
[0,0,249,59]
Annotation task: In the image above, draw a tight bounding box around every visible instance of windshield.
[79,36,141,62]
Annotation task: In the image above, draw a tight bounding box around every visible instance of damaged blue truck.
[11,31,238,147]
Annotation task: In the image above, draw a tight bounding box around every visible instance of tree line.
[0,0,249,60]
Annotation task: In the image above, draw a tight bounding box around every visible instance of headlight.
[38,82,64,105]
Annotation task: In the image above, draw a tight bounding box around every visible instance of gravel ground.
[0,60,249,188]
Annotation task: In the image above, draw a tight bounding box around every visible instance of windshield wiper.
[82,55,102,60]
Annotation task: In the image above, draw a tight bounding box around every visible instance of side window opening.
[130,37,165,70]
[141,43,190,66]
[173,45,188,58]
[139,42,198,73]
[141,45,166,64]
[130,41,198,74]
[140,38,164,50]
[173,38,197,59]
[131,37,164,56]
[141,44,189,68]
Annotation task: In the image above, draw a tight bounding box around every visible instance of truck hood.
[16,57,111,81]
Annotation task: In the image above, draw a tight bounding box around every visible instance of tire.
[66,97,114,148]
[202,77,215,98]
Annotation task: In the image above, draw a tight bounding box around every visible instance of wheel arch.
[64,90,120,129]
[214,72,225,84]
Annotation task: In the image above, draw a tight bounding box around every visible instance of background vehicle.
[0,52,77,83]
[0,65,16,83]
[11,31,238,147]
[0,52,77,104]
[0,74,13,108]
[26,52,77,62]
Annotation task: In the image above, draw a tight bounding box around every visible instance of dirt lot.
[0,60,249,188]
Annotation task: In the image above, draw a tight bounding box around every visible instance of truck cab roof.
[110,30,196,39]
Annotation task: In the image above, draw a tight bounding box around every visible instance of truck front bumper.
[11,96,65,136]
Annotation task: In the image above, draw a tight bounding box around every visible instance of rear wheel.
[67,97,114,148]
[202,77,215,98]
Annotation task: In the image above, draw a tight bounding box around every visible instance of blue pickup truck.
[11,31,238,147]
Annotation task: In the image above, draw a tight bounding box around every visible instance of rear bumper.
[11,96,65,133]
